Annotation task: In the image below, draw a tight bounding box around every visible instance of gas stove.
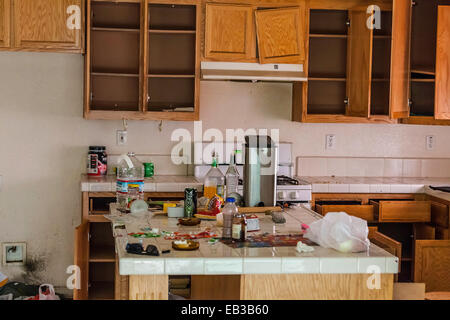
[275,175,312,205]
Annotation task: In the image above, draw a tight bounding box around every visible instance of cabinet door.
[389,0,412,119]
[74,222,89,300]
[205,3,255,61]
[435,6,450,120]
[369,230,402,276]
[0,0,10,48]
[414,240,450,292]
[346,9,373,117]
[255,6,305,64]
[13,0,82,52]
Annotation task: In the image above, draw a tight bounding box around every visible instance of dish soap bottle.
[203,152,225,199]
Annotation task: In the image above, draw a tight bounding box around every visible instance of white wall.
[0,52,449,286]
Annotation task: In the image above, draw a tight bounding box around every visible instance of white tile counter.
[108,204,398,276]
[299,176,450,195]
[81,174,203,192]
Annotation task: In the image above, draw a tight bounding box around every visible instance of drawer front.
[316,204,375,222]
[371,200,431,222]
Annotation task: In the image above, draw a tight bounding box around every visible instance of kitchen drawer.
[370,200,431,223]
[316,204,375,222]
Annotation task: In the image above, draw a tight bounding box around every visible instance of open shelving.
[303,8,395,121]
[85,1,200,120]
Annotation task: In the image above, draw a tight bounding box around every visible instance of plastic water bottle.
[116,152,145,211]
[225,151,239,198]
[203,152,225,199]
[222,198,238,239]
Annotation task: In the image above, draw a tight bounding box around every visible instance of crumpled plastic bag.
[304,212,370,253]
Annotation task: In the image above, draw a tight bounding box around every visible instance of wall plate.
[2,242,26,266]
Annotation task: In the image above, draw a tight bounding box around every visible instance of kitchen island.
[109,204,398,300]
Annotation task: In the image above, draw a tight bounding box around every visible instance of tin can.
[184,188,198,218]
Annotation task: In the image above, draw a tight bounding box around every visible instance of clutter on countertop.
[296,241,315,253]
[266,210,286,224]
[0,282,63,300]
[304,211,370,253]
[87,146,107,176]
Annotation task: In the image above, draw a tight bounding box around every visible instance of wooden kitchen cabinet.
[292,0,410,123]
[0,0,10,48]
[12,0,83,52]
[85,0,201,121]
[204,3,255,61]
[402,0,450,125]
[255,6,305,64]
[414,240,450,292]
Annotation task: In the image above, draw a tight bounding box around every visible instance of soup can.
[184,188,198,218]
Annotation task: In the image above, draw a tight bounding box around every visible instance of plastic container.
[222,197,238,239]
[204,154,225,199]
[116,152,145,211]
[168,207,184,218]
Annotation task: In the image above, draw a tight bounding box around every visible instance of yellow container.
[163,203,177,213]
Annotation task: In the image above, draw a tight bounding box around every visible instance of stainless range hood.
[201,62,307,82]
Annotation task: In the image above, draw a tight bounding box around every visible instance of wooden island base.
[126,274,394,300]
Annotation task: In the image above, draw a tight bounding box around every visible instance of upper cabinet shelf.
[0,0,84,53]
[84,0,200,121]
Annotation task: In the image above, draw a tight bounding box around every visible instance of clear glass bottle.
[222,197,238,239]
[203,152,225,199]
[225,151,239,198]
[116,152,145,211]
[232,211,247,241]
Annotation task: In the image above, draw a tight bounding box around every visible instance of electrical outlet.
[117,130,128,146]
[325,134,336,150]
[426,135,435,150]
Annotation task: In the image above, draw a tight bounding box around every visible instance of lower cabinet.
[312,193,450,286]
[74,191,186,300]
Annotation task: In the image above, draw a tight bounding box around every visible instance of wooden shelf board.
[149,29,196,34]
[373,35,392,39]
[147,74,195,78]
[309,33,347,39]
[308,77,346,81]
[411,67,435,76]
[89,281,114,300]
[92,27,140,33]
[91,72,139,78]
[411,78,435,83]
[89,246,116,263]
[85,110,198,121]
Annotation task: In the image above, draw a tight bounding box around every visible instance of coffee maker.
[243,135,278,207]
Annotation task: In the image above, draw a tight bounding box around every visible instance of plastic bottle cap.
[226,197,235,203]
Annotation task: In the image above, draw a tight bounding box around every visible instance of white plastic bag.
[304,212,370,253]
[38,284,60,300]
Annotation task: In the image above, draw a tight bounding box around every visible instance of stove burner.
[277,175,300,186]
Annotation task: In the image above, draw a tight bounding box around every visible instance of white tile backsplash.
[297,157,450,178]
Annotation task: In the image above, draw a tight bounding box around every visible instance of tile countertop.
[108,204,398,276]
[298,176,450,195]
[81,174,203,192]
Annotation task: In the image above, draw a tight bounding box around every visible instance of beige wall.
[0,52,449,286]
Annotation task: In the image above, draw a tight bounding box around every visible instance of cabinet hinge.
[346,19,351,27]
[411,1,417,7]
[408,99,413,108]
[344,97,349,105]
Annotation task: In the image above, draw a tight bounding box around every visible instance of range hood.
[201,62,307,82]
